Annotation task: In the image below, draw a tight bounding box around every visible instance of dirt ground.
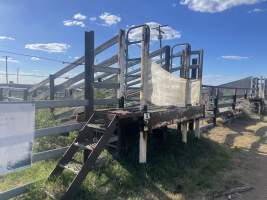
[203,115,267,200]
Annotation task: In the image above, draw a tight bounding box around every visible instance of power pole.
[17,67,19,84]
[4,56,8,84]
[152,25,168,64]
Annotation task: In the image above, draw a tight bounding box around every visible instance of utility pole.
[4,56,8,84]
[17,67,19,84]
[152,24,168,63]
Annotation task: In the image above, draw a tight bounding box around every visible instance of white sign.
[0,103,35,175]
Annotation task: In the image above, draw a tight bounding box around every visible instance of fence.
[0,26,263,199]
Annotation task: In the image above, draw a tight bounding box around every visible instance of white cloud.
[0,57,19,63]
[180,0,266,13]
[30,57,40,61]
[73,13,87,21]
[63,20,85,27]
[128,22,181,41]
[0,36,15,41]
[221,55,250,60]
[25,43,71,53]
[89,17,97,21]
[99,12,121,26]
[248,8,266,13]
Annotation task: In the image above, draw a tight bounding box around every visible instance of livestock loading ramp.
[31,24,205,199]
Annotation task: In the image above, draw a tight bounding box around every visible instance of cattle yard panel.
[0,25,265,199]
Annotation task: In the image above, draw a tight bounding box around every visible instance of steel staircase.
[47,111,118,199]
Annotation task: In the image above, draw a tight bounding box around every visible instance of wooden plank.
[28,57,84,93]
[7,97,24,101]
[0,100,88,108]
[93,82,120,89]
[28,78,50,94]
[56,72,84,91]
[95,35,118,55]
[35,123,83,138]
[94,98,118,105]
[0,83,32,89]
[36,100,88,109]
[53,57,84,79]
[0,182,34,200]
[94,55,118,69]
[32,146,69,163]
[28,35,118,94]
[127,80,141,87]
[94,66,119,74]
[218,102,233,108]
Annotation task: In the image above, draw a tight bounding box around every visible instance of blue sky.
[0,0,267,85]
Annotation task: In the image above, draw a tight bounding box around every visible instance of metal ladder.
[47,111,118,199]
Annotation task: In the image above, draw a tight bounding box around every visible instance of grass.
[0,110,232,199]
[2,130,231,200]
[34,110,76,152]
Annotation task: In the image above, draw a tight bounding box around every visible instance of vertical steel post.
[84,31,95,120]
[118,29,126,108]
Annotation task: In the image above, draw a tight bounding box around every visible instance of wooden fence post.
[23,89,28,101]
[83,31,95,163]
[118,29,126,108]
[49,75,55,101]
[194,119,200,138]
[0,88,3,101]
[139,26,150,164]
[164,45,171,71]
[49,74,55,113]
[213,88,219,126]
[244,89,248,99]
[232,89,237,110]
[181,122,188,143]
[84,31,95,120]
